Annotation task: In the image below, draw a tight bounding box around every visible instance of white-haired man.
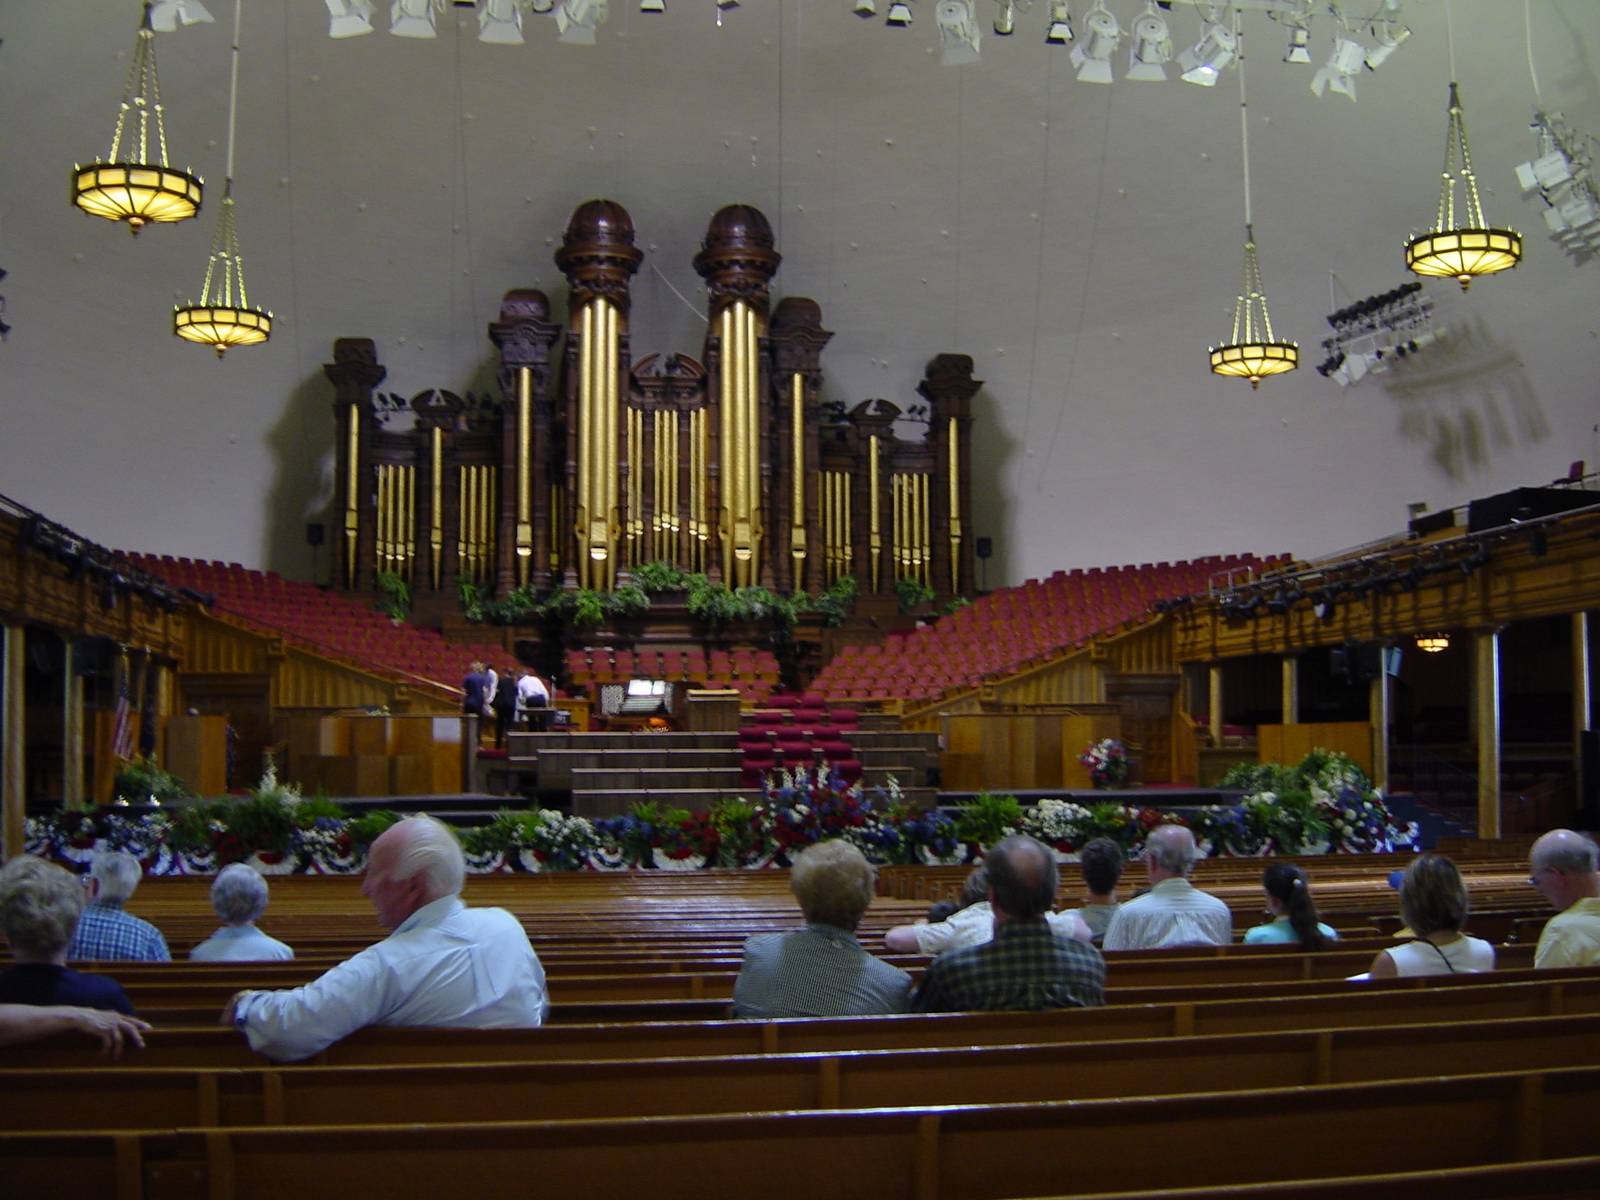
[223,815,548,1061]
[190,863,294,962]
[1102,824,1232,950]
[1529,828,1600,969]
[66,850,170,962]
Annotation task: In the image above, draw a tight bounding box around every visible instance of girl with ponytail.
[1243,863,1337,949]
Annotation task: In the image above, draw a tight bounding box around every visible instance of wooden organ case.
[327,200,980,606]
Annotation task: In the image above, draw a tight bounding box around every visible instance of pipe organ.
[326,201,979,606]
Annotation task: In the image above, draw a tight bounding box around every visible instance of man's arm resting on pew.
[0,1004,150,1057]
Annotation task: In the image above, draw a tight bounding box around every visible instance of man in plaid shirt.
[912,835,1104,1011]
[66,851,170,962]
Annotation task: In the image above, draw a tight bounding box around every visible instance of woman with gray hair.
[0,856,136,1014]
[190,864,294,961]
[733,839,912,1018]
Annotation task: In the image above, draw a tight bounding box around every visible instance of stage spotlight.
[1126,2,1170,81]
[390,0,438,36]
[529,0,553,10]
[1364,21,1409,70]
[150,0,215,31]
[1044,0,1072,44]
[478,0,525,43]
[1069,2,1118,84]
[555,0,606,43]
[853,0,877,15]
[1311,35,1365,100]
[936,0,981,65]
[1312,594,1336,622]
[1177,19,1235,86]
[886,2,913,26]
[641,0,666,11]
[326,0,376,36]
[993,0,1015,37]
[1283,23,1310,63]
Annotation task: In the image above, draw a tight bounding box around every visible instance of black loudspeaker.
[975,537,993,560]
[305,522,325,548]
[1579,730,1600,831]
[1466,487,1592,533]
[73,638,114,677]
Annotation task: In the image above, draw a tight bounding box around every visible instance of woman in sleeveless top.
[1243,863,1338,948]
[1369,853,1495,978]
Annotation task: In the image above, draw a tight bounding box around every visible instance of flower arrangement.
[1080,738,1130,789]
[1019,798,1093,854]
[953,792,1022,851]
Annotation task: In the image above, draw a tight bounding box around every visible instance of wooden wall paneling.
[1256,721,1373,775]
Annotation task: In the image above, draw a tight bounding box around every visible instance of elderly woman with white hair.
[190,864,294,962]
[0,855,137,1014]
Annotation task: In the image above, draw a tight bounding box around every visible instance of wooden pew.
[11,971,1600,1070]
[5,1064,1599,1199]
[8,1011,1600,1131]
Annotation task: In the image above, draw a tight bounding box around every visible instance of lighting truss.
[1177,17,1235,86]
[1310,33,1365,100]
[326,0,376,36]
[935,0,981,65]
[1515,111,1600,261]
[1315,280,1439,386]
[1127,2,1171,81]
[1070,2,1119,84]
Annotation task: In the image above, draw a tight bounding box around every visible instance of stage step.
[571,766,747,791]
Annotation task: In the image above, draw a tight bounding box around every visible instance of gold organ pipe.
[791,373,805,562]
[431,428,443,590]
[744,304,760,582]
[402,465,415,580]
[719,307,734,581]
[516,367,533,582]
[577,303,593,587]
[948,417,960,595]
[869,436,881,593]
[603,300,618,588]
[345,406,360,584]
[549,484,561,572]
[920,473,930,583]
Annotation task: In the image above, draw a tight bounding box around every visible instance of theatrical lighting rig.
[1514,111,1600,262]
[1315,280,1439,386]
[1177,16,1235,86]
[1127,2,1171,81]
[1071,2,1120,83]
[1045,0,1073,44]
[935,0,982,65]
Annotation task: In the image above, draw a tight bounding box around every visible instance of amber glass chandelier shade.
[1405,82,1522,290]
[1209,231,1298,389]
[70,4,203,235]
[174,193,272,357]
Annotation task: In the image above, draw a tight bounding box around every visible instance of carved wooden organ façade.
[326,200,980,604]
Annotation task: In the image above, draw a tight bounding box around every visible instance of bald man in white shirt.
[1102,824,1232,950]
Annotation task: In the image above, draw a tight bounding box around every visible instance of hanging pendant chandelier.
[1404,82,1522,289]
[71,2,203,235]
[1404,3,1520,290]
[1210,228,1299,388]
[174,0,272,356]
[1208,13,1297,389]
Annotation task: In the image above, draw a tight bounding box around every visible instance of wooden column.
[2,624,25,861]
[62,640,84,810]
[1281,654,1299,725]
[1368,669,1390,795]
[1208,663,1224,746]
[1474,627,1502,839]
[1575,612,1592,812]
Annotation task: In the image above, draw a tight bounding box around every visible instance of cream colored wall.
[2,1,1597,587]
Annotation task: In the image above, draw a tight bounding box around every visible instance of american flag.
[112,656,135,761]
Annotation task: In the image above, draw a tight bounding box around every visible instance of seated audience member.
[1243,863,1337,948]
[1528,829,1600,968]
[66,849,170,962]
[1075,837,1124,944]
[0,856,136,1015]
[912,835,1106,1012]
[224,815,548,1061]
[0,1003,149,1057]
[923,899,960,925]
[883,864,1092,955]
[733,839,912,1018]
[1102,824,1232,950]
[190,864,295,962]
[1369,853,1494,977]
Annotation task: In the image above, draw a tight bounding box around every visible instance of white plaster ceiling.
[2,1,1597,587]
